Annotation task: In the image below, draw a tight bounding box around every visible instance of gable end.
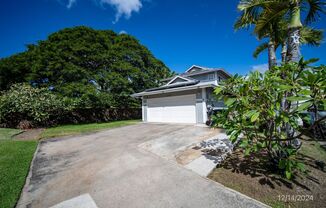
[166,75,192,85]
[185,65,207,74]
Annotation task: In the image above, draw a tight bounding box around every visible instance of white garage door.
[147,94,196,123]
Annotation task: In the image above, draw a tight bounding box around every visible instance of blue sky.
[0,0,325,74]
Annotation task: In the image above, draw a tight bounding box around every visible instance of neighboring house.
[132,65,231,124]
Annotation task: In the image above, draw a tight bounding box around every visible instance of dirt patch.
[208,141,326,208]
[14,128,45,141]
[175,147,202,165]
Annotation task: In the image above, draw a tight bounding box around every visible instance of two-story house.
[132,65,231,124]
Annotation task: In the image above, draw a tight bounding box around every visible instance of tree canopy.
[0,26,173,107]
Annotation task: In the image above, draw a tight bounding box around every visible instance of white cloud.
[119,30,128,34]
[250,63,269,74]
[63,0,142,23]
[250,59,282,74]
[101,0,142,23]
[67,0,76,9]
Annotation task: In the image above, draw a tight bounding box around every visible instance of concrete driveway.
[17,123,266,208]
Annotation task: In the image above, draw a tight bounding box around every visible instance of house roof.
[161,65,231,82]
[132,65,231,97]
[131,81,217,97]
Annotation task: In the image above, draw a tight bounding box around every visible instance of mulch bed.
[208,141,326,208]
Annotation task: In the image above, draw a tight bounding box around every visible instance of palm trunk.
[281,41,287,63]
[286,27,301,62]
[284,1,302,143]
[268,40,277,69]
[286,1,302,62]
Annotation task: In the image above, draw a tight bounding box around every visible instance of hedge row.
[1,108,141,129]
[0,84,141,129]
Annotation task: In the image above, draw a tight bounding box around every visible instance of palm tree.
[248,0,325,62]
[254,16,287,67]
[253,26,323,62]
[235,0,280,69]
[235,0,324,149]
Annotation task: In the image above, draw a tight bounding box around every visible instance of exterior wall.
[188,71,228,84]
[188,72,216,83]
[216,72,228,83]
[206,87,225,109]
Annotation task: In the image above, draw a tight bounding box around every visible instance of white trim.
[166,75,192,85]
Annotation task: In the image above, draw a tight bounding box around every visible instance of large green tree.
[0,26,173,107]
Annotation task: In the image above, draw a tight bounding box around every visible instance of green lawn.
[0,128,22,140]
[40,119,140,139]
[0,129,37,208]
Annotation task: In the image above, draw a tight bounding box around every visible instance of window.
[208,74,214,80]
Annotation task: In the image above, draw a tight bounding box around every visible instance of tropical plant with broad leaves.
[0,84,70,124]
[213,58,326,179]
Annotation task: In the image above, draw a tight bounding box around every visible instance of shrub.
[213,59,325,179]
[0,84,68,127]
[0,84,142,128]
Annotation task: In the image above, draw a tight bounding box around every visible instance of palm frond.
[272,18,288,44]
[235,0,276,30]
[304,0,326,24]
[300,26,324,46]
[238,0,276,11]
[254,3,288,37]
[253,42,269,58]
[234,13,256,30]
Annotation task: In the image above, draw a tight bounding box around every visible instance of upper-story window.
[218,76,221,82]
[208,74,214,80]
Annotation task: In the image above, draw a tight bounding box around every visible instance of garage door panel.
[147,94,196,123]
[147,107,162,122]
